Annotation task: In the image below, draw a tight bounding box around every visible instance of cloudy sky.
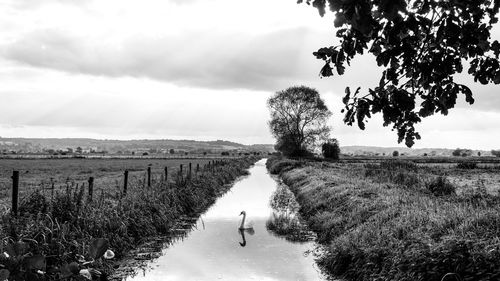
[0,0,499,149]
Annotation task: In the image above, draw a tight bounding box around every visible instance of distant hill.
[340,145,492,157]
[0,137,275,154]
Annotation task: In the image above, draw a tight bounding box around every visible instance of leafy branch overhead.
[298,0,500,147]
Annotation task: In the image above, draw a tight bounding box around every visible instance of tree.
[492,150,500,157]
[453,148,472,157]
[298,0,500,147]
[322,138,341,159]
[169,149,175,154]
[393,150,399,157]
[268,86,332,157]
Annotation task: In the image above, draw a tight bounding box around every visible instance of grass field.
[0,158,218,210]
[267,156,500,281]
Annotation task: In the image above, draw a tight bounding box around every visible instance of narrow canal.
[126,159,326,281]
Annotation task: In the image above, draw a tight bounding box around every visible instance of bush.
[392,150,399,157]
[426,176,456,196]
[322,139,340,160]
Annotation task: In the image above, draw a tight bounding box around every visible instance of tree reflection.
[266,184,314,243]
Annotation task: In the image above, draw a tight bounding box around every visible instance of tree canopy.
[298,0,500,147]
[322,138,341,159]
[268,86,332,157]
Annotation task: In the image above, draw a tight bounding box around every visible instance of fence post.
[12,171,19,216]
[189,163,192,177]
[196,163,200,172]
[147,166,151,187]
[164,167,168,180]
[180,164,183,174]
[88,177,94,201]
[123,170,129,195]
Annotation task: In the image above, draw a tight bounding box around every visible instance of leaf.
[79,269,92,280]
[0,269,9,280]
[60,262,80,277]
[461,85,475,104]
[89,238,109,260]
[336,63,345,75]
[6,242,28,258]
[494,71,500,84]
[342,87,351,104]
[24,255,46,271]
[320,62,333,77]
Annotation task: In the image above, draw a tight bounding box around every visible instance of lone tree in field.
[393,150,399,157]
[322,138,341,160]
[298,0,500,147]
[268,86,332,157]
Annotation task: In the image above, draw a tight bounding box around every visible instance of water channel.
[125,159,327,281]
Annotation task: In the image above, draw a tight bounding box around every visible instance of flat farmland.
[0,158,217,209]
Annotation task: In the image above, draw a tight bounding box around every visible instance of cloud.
[3,27,327,91]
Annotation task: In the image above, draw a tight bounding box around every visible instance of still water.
[126,159,326,281]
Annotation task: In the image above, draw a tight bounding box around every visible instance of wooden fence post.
[180,164,183,174]
[123,170,129,195]
[164,167,168,180]
[147,167,151,187]
[88,177,94,201]
[12,171,19,216]
[189,163,192,177]
[196,163,200,172]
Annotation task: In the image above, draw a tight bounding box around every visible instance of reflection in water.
[125,159,326,281]
[266,184,315,243]
[238,228,255,247]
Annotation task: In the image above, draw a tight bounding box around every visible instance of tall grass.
[0,157,257,280]
[267,156,500,281]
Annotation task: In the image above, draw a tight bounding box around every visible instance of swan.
[239,211,254,230]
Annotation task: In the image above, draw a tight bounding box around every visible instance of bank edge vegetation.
[267,156,500,281]
[0,157,258,281]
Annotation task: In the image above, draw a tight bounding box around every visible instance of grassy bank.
[0,157,258,280]
[267,156,500,281]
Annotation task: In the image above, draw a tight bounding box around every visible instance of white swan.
[239,211,254,230]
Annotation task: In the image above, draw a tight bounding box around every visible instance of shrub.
[426,176,456,196]
[392,150,399,157]
[322,139,340,160]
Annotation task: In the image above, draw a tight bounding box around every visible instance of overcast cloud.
[0,0,499,149]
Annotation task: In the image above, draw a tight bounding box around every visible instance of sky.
[0,0,499,149]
